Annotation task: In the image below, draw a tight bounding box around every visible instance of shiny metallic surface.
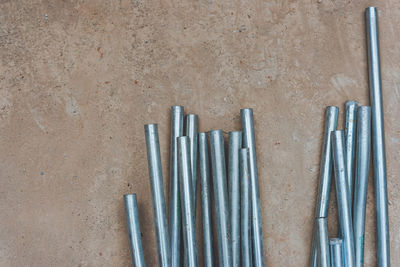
[178,136,198,267]
[210,130,232,267]
[344,101,358,206]
[169,106,183,267]
[332,130,355,267]
[316,217,330,267]
[240,148,251,267]
[366,6,390,267]
[198,133,215,267]
[185,114,199,208]
[353,106,371,267]
[330,238,344,267]
[144,124,171,267]
[124,194,146,267]
[240,108,265,267]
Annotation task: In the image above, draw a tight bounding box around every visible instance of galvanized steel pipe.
[185,114,199,208]
[330,238,344,267]
[316,217,330,267]
[240,148,252,267]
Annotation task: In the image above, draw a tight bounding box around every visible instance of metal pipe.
[199,132,215,267]
[316,217,330,267]
[124,194,146,267]
[144,124,171,267]
[330,238,344,267]
[185,114,199,209]
[310,106,339,267]
[169,106,183,267]
[366,7,390,267]
[240,108,265,267]
[228,131,242,267]
[332,130,355,267]
[178,136,198,267]
[210,130,232,267]
[344,101,358,207]
[240,148,252,267]
[353,106,371,267]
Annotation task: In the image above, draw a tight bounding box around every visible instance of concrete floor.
[1,0,399,266]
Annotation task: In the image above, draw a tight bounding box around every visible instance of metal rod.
[365,6,390,267]
[332,130,355,267]
[353,106,371,267]
[240,148,252,267]
[185,114,199,209]
[178,136,198,267]
[144,124,171,267]
[210,130,232,267]
[330,238,344,267]
[169,106,183,267]
[124,194,146,267]
[228,131,242,267]
[240,108,265,267]
[344,100,358,207]
[310,106,339,267]
[199,132,215,267]
[316,217,330,267]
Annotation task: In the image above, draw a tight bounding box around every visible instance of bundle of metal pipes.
[309,7,390,267]
[124,108,266,266]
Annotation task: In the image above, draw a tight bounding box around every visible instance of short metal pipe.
[353,106,371,267]
[366,7,390,267]
[240,108,265,267]
[199,132,215,267]
[332,130,355,267]
[185,114,199,209]
[240,148,252,267]
[316,217,330,267]
[178,136,198,267]
[124,194,146,267]
[330,238,344,267]
[144,124,171,267]
[210,130,232,267]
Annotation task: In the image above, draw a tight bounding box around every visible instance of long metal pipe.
[316,217,330,267]
[178,136,198,267]
[240,108,265,267]
[199,132,215,267]
[185,114,199,208]
[169,106,183,267]
[365,7,390,267]
[144,124,171,267]
[240,148,252,267]
[353,106,371,267]
[330,238,344,267]
[210,130,232,267]
[228,131,242,267]
[332,130,355,267]
[310,106,339,267]
[124,194,146,267]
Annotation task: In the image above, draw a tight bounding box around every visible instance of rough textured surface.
[1,0,399,266]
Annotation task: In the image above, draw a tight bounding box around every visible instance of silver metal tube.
[124,194,146,267]
[228,131,242,267]
[169,106,183,267]
[332,130,355,267]
[199,132,215,267]
[330,238,344,267]
[240,148,252,267]
[353,106,371,267]
[366,7,390,267]
[316,217,330,267]
[144,124,171,267]
[210,130,232,267]
[310,106,339,267]
[240,108,265,267]
[178,136,198,267]
[185,114,199,208]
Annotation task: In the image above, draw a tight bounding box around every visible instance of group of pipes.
[310,7,390,267]
[124,108,265,267]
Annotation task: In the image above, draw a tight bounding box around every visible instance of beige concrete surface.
[1,0,399,266]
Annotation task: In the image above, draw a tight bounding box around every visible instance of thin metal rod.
[185,114,199,209]
[240,108,265,267]
[310,106,339,267]
[210,130,232,267]
[144,124,171,267]
[240,148,252,267]
[353,106,371,267]
[124,194,146,267]
[316,217,330,267]
[228,131,242,267]
[332,130,355,267]
[178,136,198,267]
[366,6,390,267]
[199,132,215,267]
[330,238,344,267]
[169,106,183,267]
